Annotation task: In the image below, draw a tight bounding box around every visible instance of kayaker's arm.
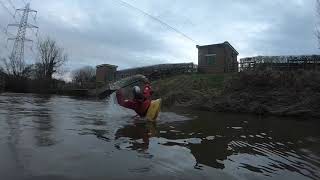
[143,83,153,99]
[116,89,137,110]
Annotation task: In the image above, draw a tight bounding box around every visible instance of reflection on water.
[0,93,319,180]
[32,95,56,147]
[115,121,158,152]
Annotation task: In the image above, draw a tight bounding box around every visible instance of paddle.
[108,74,149,92]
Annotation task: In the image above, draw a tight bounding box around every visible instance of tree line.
[1,37,67,80]
[0,36,96,93]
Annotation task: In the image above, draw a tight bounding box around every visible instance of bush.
[224,70,320,92]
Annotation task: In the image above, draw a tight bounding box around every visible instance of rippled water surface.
[0,93,319,180]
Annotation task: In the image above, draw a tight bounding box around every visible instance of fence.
[240,55,320,71]
[116,63,197,80]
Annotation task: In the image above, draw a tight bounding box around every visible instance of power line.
[115,0,199,44]
[5,0,21,22]
[0,24,9,50]
[20,0,26,6]
[30,27,37,36]
[6,0,15,10]
[0,24,7,34]
[0,0,15,18]
[0,24,10,53]
[0,23,14,36]
[29,45,37,59]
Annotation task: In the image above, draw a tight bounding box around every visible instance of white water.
[104,92,136,136]
[106,92,134,118]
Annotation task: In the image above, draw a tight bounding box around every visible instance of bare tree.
[0,58,5,73]
[72,66,96,86]
[0,56,30,78]
[36,37,68,80]
[0,63,4,75]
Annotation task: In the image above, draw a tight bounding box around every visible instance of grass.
[151,73,233,106]
[189,73,229,89]
[152,73,233,95]
[151,70,320,117]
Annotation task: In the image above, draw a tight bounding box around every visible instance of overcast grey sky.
[0,0,319,74]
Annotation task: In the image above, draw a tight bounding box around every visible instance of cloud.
[0,0,318,74]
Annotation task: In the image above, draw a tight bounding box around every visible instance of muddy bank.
[152,71,320,118]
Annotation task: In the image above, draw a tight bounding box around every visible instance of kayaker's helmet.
[132,86,143,100]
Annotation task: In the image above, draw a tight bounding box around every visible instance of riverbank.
[2,70,319,118]
[0,76,93,97]
[152,70,320,118]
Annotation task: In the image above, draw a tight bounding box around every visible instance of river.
[0,93,319,180]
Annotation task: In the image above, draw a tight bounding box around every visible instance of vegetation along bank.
[152,70,320,118]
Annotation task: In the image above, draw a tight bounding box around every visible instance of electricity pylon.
[6,2,38,76]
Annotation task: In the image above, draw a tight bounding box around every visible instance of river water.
[0,93,319,180]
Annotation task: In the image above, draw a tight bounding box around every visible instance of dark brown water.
[0,93,319,180]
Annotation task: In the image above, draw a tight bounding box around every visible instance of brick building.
[197,41,239,73]
[96,64,118,86]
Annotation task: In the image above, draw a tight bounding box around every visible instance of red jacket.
[116,84,153,117]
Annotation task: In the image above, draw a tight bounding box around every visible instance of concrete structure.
[96,64,118,85]
[197,41,239,73]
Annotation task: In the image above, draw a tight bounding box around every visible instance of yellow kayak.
[146,99,162,122]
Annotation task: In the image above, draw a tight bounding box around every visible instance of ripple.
[227,140,320,179]
[0,93,320,180]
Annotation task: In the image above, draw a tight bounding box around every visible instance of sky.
[0,0,319,77]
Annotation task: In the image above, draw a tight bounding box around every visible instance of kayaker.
[116,82,153,117]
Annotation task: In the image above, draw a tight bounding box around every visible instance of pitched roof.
[196,41,239,55]
[96,64,118,68]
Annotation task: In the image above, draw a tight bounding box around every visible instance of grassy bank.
[152,73,230,107]
[152,71,320,118]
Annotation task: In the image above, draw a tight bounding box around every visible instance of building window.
[205,54,216,65]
